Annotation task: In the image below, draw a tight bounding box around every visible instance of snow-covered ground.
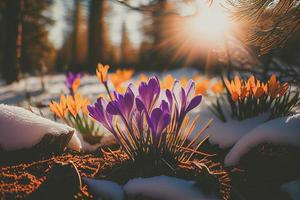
[0,68,201,107]
[1,69,299,155]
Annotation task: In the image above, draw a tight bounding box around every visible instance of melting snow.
[0,104,81,151]
[281,179,300,200]
[83,178,124,200]
[190,101,268,148]
[124,175,219,200]
[225,114,300,166]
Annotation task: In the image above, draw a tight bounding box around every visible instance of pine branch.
[226,0,300,54]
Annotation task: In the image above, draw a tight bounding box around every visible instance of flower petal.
[186,95,202,113]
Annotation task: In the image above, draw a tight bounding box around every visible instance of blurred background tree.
[0,0,55,84]
[0,0,299,84]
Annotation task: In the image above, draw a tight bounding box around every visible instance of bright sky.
[48,0,144,49]
[48,0,67,48]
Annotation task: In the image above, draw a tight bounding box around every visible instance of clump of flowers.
[212,74,300,121]
[50,74,100,136]
[88,65,212,166]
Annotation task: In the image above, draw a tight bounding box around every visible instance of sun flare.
[192,6,231,38]
[159,3,234,64]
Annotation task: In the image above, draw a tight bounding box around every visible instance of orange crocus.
[195,80,210,95]
[253,86,265,98]
[247,75,256,93]
[180,77,188,88]
[110,69,134,90]
[81,97,91,115]
[267,74,279,98]
[49,94,68,119]
[67,93,83,117]
[225,77,243,102]
[161,74,175,89]
[135,73,148,86]
[267,74,289,98]
[211,80,224,94]
[72,77,81,92]
[139,73,148,82]
[96,63,110,83]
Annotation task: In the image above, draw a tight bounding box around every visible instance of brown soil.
[0,147,231,200]
[0,151,109,199]
[3,139,297,200]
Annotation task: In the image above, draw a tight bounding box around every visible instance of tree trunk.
[71,0,81,71]
[88,0,105,72]
[2,0,22,84]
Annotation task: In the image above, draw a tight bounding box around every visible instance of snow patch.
[124,175,219,200]
[0,104,81,151]
[190,102,267,148]
[281,179,300,200]
[225,114,300,166]
[83,178,124,200]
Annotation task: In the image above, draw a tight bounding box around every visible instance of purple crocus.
[106,87,135,121]
[88,74,203,155]
[147,100,171,146]
[87,98,116,136]
[137,77,160,112]
[173,80,202,130]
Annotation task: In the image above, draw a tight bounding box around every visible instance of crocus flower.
[137,77,161,112]
[49,94,68,119]
[224,75,249,101]
[96,63,109,83]
[180,76,188,87]
[67,93,81,117]
[107,87,135,121]
[66,72,81,95]
[195,80,210,95]
[161,74,175,90]
[267,74,289,98]
[173,80,202,129]
[81,98,91,115]
[147,101,171,146]
[139,73,148,82]
[109,69,134,91]
[89,73,205,159]
[211,80,224,95]
[88,97,115,134]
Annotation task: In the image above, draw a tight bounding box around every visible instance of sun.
[182,3,232,46]
[193,6,231,38]
[158,2,234,65]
